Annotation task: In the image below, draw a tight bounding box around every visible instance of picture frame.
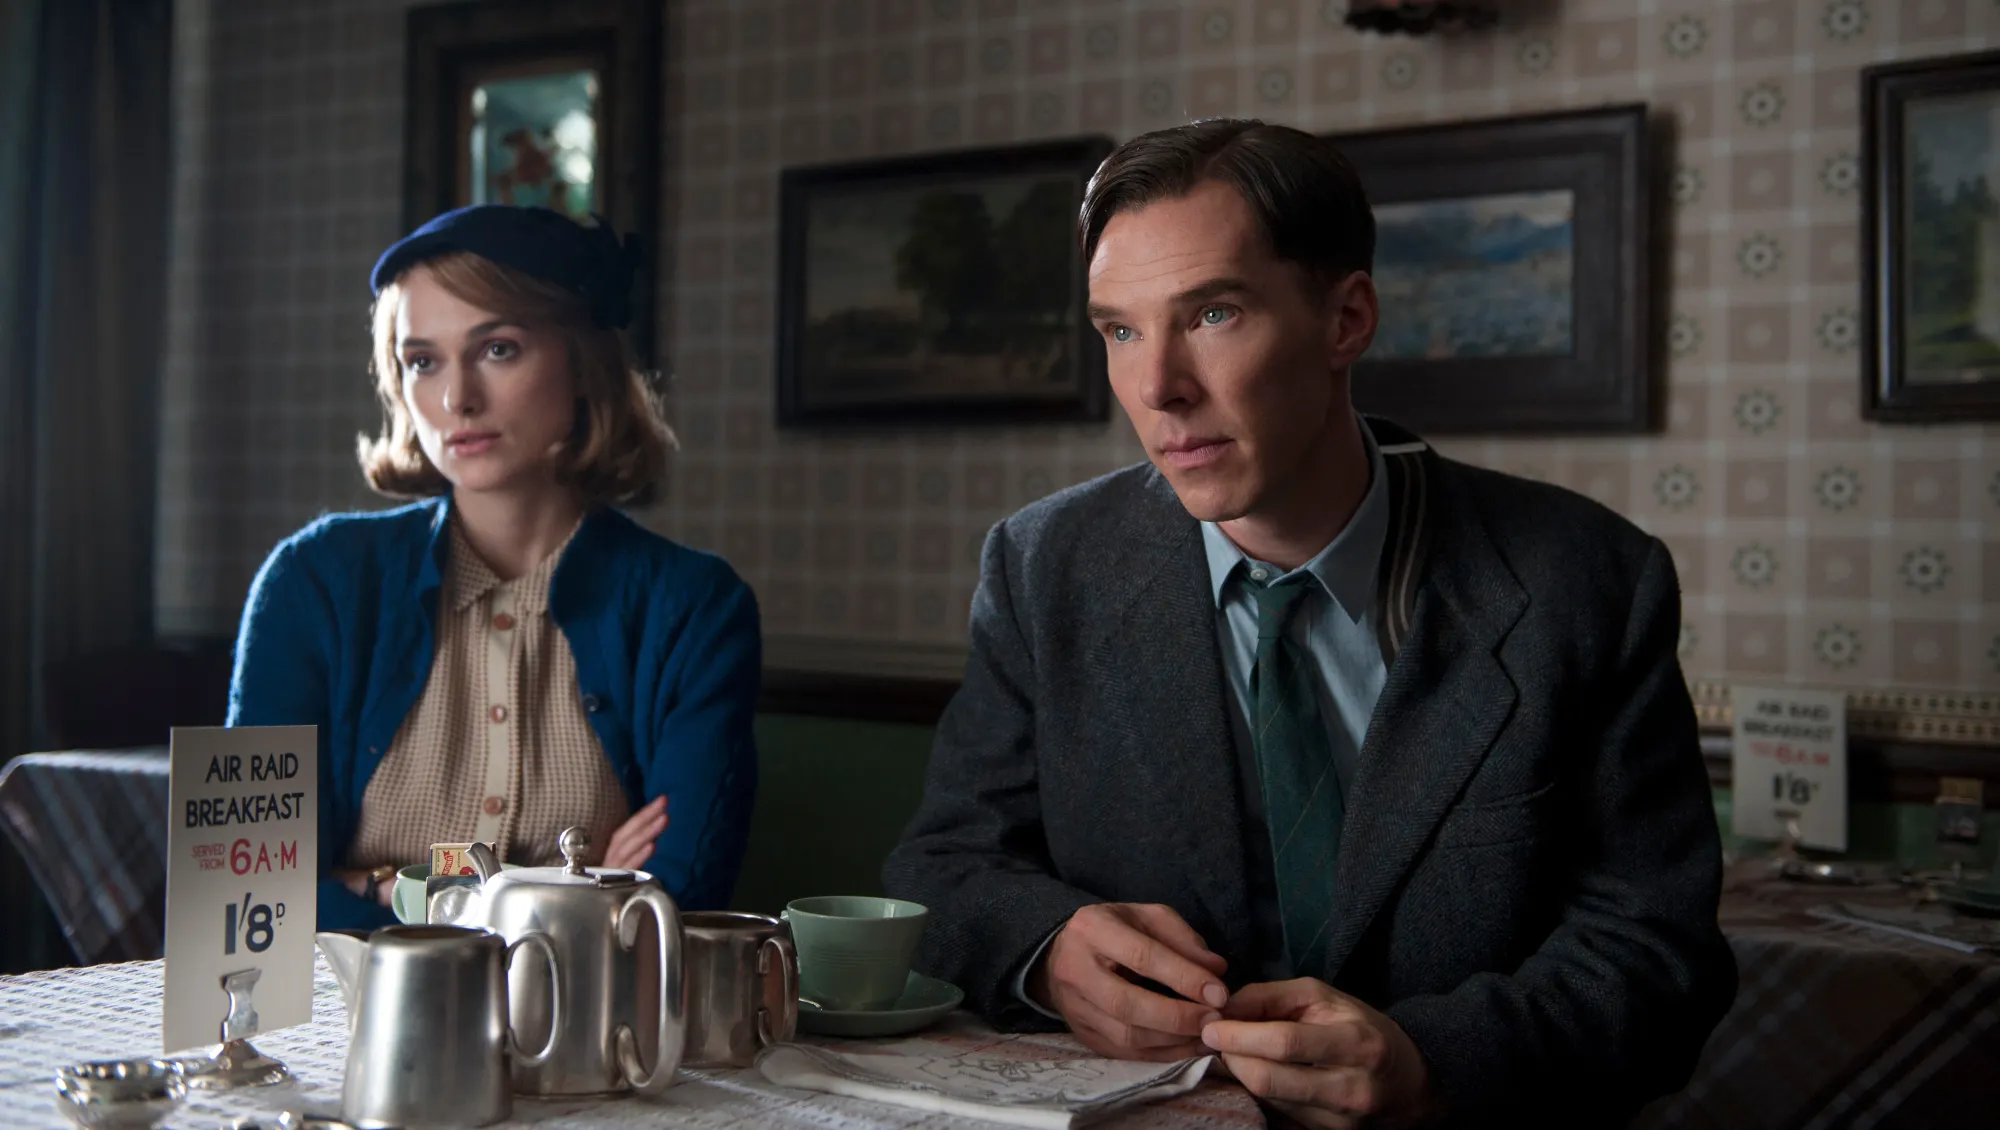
[1862,48,2000,422]
[775,137,1116,428]
[1325,104,1653,434]
[403,0,661,365]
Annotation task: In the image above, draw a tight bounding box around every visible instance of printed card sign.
[1730,685,1847,851]
[163,725,317,1053]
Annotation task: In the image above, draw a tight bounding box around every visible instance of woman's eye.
[1108,325,1135,343]
[485,340,519,360]
[404,355,433,374]
[1200,306,1233,326]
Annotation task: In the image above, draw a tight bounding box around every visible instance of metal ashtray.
[52,1058,187,1130]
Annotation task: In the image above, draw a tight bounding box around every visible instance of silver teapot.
[432,827,685,1097]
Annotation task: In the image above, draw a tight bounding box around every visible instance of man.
[882,119,1735,1128]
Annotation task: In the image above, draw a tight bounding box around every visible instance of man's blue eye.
[1201,307,1232,325]
[1110,325,1134,343]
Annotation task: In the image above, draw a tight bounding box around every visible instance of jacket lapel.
[1324,447,1528,978]
[1084,469,1256,961]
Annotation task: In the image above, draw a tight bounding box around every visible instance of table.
[1634,877,2000,1129]
[6,748,1995,1125]
[0,750,170,965]
[0,957,1264,1129]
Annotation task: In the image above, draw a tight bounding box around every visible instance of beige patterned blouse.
[349,519,631,869]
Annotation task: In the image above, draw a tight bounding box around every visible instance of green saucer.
[796,972,964,1038]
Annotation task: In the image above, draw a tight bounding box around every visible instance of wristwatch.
[360,864,397,902]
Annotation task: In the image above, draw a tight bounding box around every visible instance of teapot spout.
[314,930,370,1023]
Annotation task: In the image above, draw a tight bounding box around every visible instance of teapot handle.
[756,932,799,1047]
[616,885,684,1095]
[504,932,562,1069]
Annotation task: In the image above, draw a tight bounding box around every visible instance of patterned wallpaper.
[158,0,1999,695]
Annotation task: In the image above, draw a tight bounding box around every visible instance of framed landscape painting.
[404,0,660,364]
[1863,49,2000,421]
[1326,104,1653,434]
[775,137,1115,427]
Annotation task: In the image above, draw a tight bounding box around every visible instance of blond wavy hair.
[357,250,674,506]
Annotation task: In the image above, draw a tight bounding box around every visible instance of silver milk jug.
[315,925,559,1129]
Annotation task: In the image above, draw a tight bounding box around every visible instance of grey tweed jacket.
[881,418,1736,1127]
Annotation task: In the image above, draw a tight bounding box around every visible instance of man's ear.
[1325,270,1379,370]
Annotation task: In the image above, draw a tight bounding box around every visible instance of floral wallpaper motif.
[155,0,1998,692]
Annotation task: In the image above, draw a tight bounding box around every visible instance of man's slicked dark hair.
[1079,118,1375,282]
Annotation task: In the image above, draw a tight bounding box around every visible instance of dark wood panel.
[762,671,1999,807]
[757,669,960,726]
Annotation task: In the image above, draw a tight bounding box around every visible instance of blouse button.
[482,795,506,816]
[489,704,508,723]
[492,612,515,631]
[581,693,601,713]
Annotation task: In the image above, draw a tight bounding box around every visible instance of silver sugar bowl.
[52,1058,187,1130]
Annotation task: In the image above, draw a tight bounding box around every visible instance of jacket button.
[482,795,505,816]
[489,704,508,723]
[492,612,515,631]
[582,693,601,713]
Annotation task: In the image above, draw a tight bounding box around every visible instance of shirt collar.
[1199,419,1391,624]
[445,516,579,614]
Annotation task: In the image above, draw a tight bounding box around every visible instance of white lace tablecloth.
[0,958,1263,1129]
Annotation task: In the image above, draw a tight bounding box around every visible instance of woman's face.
[394,265,577,497]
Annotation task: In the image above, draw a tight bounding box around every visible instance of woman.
[230,204,759,930]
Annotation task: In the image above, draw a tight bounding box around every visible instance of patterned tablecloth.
[1635,877,2000,1130]
[0,749,170,966]
[0,956,1264,1130]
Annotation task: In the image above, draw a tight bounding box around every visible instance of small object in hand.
[51,1058,186,1130]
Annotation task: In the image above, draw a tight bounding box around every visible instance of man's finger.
[1064,993,1211,1054]
[1125,904,1229,975]
[1220,978,1349,1021]
[1072,957,1220,1037]
[1084,912,1229,1009]
[1202,1017,1376,1066]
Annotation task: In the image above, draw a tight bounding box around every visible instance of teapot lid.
[505,827,640,888]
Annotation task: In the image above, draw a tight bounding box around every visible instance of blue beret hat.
[369,204,642,329]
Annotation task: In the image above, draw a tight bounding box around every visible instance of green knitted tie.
[1247,572,1344,979]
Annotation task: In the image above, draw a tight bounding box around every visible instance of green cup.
[783,895,928,1011]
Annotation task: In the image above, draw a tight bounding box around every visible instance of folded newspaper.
[756,1043,1214,1129]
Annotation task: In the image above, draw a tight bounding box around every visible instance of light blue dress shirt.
[1014,424,1393,1007]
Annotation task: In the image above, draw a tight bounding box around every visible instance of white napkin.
[756,1043,1214,1129]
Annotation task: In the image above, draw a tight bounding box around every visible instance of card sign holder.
[162,725,318,1088]
[1729,685,1848,852]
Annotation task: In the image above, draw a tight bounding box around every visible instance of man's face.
[1086,179,1375,523]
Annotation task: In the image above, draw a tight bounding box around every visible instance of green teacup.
[390,861,519,924]
[783,895,928,1011]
